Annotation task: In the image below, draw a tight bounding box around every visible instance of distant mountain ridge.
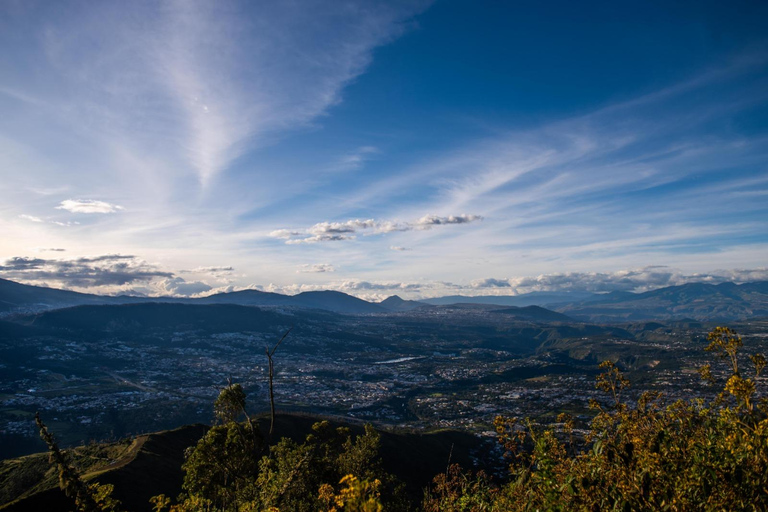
[490,305,573,323]
[554,281,768,322]
[0,278,383,316]
[0,277,146,314]
[1,277,768,321]
[197,289,384,314]
[378,295,430,312]
[419,291,599,307]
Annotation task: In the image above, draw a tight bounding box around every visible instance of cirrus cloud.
[56,199,124,214]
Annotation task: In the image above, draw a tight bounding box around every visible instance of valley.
[3,288,766,460]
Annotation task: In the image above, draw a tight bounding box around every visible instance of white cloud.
[25,0,427,187]
[297,263,336,273]
[269,229,302,239]
[0,253,239,298]
[56,199,123,214]
[0,254,171,289]
[412,214,483,229]
[275,214,483,244]
[180,266,235,275]
[470,267,768,294]
[263,279,462,301]
[1,9,765,294]
[390,246,409,251]
[159,277,213,296]
[19,214,43,222]
[27,186,70,196]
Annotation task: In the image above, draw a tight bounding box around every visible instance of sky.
[1,0,767,300]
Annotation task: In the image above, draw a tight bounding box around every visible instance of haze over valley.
[2,277,768,461]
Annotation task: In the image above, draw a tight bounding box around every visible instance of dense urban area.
[3,296,766,460]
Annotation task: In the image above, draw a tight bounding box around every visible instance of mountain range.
[1,277,767,322]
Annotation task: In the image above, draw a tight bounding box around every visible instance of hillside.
[489,305,573,323]
[23,303,293,333]
[0,415,486,512]
[555,281,768,322]
[420,291,599,307]
[0,279,383,317]
[378,295,429,312]
[0,278,141,315]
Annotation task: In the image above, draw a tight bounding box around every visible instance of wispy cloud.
[336,146,379,172]
[179,266,235,275]
[7,0,427,188]
[19,214,43,222]
[56,199,123,214]
[272,214,482,244]
[0,3,765,295]
[297,263,336,273]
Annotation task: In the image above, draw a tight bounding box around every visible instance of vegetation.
[423,326,768,511]
[150,384,403,512]
[34,413,122,512]
[29,326,768,511]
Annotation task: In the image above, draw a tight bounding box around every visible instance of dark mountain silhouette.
[198,289,384,313]
[489,305,574,323]
[0,279,383,316]
[24,303,291,333]
[0,277,143,314]
[2,277,768,321]
[194,288,294,307]
[555,281,768,322]
[290,290,384,314]
[420,291,599,307]
[378,295,430,312]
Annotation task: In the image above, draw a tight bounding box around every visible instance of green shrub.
[424,326,768,511]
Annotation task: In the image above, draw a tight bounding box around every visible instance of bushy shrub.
[424,326,768,511]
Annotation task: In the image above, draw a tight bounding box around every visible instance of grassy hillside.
[0,415,487,512]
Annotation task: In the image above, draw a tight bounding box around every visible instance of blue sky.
[1,0,767,299]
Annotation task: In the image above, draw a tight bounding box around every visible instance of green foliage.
[255,421,396,511]
[422,464,495,512]
[214,384,248,425]
[180,421,264,509]
[423,326,768,511]
[159,385,400,512]
[35,412,123,512]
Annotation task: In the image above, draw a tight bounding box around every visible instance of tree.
[157,383,401,511]
[35,412,122,512]
[254,421,393,511]
[424,326,768,511]
[178,383,265,511]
